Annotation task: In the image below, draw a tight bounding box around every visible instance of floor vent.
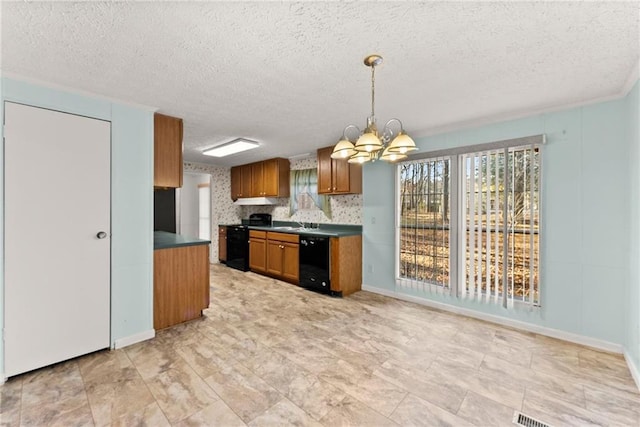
[513,411,551,427]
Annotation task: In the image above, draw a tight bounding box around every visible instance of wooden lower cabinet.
[281,242,299,283]
[330,235,362,296]
[266,239,299,284]
[246,229,362,295]
[249,231,299,284]
[249,230,267,273]
[153,244,210,329]
[266,232,299,284]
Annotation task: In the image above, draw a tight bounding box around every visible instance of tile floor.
[1,264,639,426]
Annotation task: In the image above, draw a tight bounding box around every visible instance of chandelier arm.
[378,118,403,146]
[342,124,361,142]
[383,118,405,134]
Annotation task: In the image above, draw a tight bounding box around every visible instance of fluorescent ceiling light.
[203,138,259,157]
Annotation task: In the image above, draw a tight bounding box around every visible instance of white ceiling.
[2,1,638,167]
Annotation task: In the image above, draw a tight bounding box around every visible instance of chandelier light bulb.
[355,131,382,153]
[331,139,357,159]
[386,132,418,154]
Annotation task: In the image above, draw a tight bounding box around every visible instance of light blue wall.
[364,94,632,346]
[0,77,154,375]
[627,81,640,371]
[110,104,154,342]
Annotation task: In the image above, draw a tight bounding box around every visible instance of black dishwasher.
[299,235,330,294]
[226,225,249,271]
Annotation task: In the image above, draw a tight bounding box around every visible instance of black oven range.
[225,213,272,271]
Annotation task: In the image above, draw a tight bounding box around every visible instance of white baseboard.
[361,284,623,354]
[113,329,155,349]
[624,350,640,391]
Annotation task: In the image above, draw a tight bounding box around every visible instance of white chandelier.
[331,54,418,163]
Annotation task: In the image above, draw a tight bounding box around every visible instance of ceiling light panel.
[203,138,260,157]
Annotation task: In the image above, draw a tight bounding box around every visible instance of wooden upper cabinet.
[241,165,252,197]
[251,162,265,196]
[317,147,334,194]
[317,146,362,195]
[230,164,253,200]
[229,158,290,199]
[230,167,241,200]
[263,158,290,197]
[154,113,183,188]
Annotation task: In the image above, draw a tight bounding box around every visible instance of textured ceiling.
[2,1,639,167]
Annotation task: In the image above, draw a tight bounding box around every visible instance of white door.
[4,102,111,377]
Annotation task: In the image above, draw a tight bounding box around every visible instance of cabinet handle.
[327,187,331,191]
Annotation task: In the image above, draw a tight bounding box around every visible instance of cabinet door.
[251,162,264,196]
[267,239,284,276]
[249,237,267,273]
[218,226,227,262]
[262,159,279,197]
[241,164,252,197]
[230,167,242,200]
[332,157,352,193]
[317,146,333,194]
[154,113,183,188]
[282,242,299,283]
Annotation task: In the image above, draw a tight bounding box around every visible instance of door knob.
[96,231,108,239]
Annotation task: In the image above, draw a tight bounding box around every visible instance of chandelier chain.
[371,65,376,119]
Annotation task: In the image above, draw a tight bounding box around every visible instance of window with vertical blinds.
[398,158,452,294]
[396,135,543,307]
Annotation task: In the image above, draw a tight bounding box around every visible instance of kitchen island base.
[153,242,210,330]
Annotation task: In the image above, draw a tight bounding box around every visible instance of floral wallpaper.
[184,156,363,263]
[242,157,363,225]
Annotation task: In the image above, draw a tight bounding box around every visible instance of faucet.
[296,220,306,230]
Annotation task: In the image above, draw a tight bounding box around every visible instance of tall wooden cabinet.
[317,146,362,195]
[154,113,183,188]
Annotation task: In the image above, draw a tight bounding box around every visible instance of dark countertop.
[154,231,211,250]
[247,223,362,237]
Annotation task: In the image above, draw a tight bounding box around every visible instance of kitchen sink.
[272,226,306,231]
